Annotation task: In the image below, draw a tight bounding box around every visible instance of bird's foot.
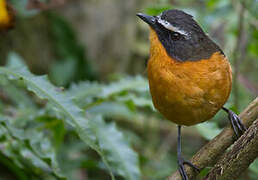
[222,107,246,138]
[178,156,200,180]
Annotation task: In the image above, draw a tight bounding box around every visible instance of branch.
[167,97,258,180]
[232,0,245,110]
[204,119,258,180]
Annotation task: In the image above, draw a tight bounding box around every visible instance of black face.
[137,9,224,62]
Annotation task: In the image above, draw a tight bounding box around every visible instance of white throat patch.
[157,16,189,36]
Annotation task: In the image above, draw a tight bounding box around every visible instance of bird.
[137,9,246,180]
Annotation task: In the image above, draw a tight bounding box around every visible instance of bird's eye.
[171,32,181,41]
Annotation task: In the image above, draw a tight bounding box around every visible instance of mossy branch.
[204,119,258,180]
[167,97,258,180]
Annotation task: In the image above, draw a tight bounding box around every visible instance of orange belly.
[148,29,232,126]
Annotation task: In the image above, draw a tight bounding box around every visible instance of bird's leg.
[177,125,200,180]
[222,107,246,138]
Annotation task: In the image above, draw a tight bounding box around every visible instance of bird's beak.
[136,13,156,26]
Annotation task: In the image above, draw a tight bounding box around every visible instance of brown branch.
[204,119,258,180]
[167,97,258,180]
[238,74,258,96]
[232,0,245,110]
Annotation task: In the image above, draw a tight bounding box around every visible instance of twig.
[232,1,245,110]
[238,74,258,96]
[167,97,258,180]
[204,119,258,180]
[238,0,258,29]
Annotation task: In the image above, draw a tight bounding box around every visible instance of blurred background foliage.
[0,0,257,180]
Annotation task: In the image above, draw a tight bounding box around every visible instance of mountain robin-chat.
[137,9,246,180]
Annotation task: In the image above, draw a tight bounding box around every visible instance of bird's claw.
[178,156,200,180]
[227,109,246,138]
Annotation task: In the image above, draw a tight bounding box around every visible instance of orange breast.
[148,29,232,126]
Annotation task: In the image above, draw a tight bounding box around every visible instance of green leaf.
[67,76,150,112]
[90,116,140,180]
[101,76,149,98]
[198,167,212,178]
[114,94,154,110]
[0,52,141,180]
[144,5,172,16]
[87,102,135,120]
[68,76,148,100]
[49,58,77,86]
[48,12,96,85]
[0,76,36,109]
[68,81,102,101]
[0,53,114,179]
[0,115,65,179]
[249,159,258,175]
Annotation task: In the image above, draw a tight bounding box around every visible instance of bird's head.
[137,9,223,62]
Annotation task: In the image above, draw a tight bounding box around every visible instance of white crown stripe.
[157,17,189,36]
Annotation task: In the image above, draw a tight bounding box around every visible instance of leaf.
[0,53,114,179]
[198,167,212,178]
[87,102,135,120]
[0,52,141,180]
[68,81,102,101]
[90,116,140,180]
[49,58,77,86]
[249,159,258,175]
[144,5,172,16]
[101,76,149,98]
[67,76,150,112]
[48,12,96,85]
[114,94,154,110]
[0,115,65,179]
[0,76,36,109]
[68,76,148,100]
